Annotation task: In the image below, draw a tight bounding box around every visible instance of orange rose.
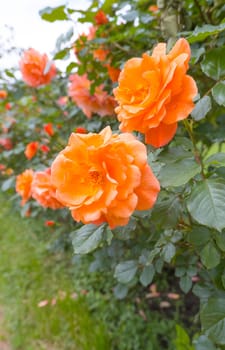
[114,38,198,148]
[25,141,39,160]
[93,48,109,61]
[31,168,64,210]
[106,64,121,83]
[0,90,7,99]
[16,169,34,205]
[68,74,116,118]
[94,10,108,25]
[51,126,160,228]
[20,48,56,87]
[43,123,54,136]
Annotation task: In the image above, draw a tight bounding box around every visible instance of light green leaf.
[140,265,155,287]
[2,177,15,192]
[113,284,128,300]
[200,242,220,269]
[174,324,194,349]
[187,179,225,231]
[205,152,225,168]
[114,260,138,284]
[193,335,217,350]
[39,6,68,22]
[201,298,225,344]
[54,48,70,60]
[212,81,225,106]
[71,224,106,255]
[201,47,225,80]
[187,23,225,43]
[162,243,176,263]
[191,96,212,121]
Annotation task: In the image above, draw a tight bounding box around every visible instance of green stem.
[183,119,205,179]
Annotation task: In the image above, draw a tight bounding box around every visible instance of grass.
[0,196,110,350]
[0,194,178,350]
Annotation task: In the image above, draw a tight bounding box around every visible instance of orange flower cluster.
[68,74,116,118]
[16,168,64,209]
[20,48,56,87]
[114,38,198,147]
[51,126,160,229]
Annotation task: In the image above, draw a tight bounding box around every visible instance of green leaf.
[113,284,128,300]
[39,6,68,22]
[187,227,211,248]
[114,260,138,284]
[162,243,176,263]
[187,23,225,43]
[71,224,106,255]
[201,47,225,80]
[187,179,225,231]
[191,96,212,121]
[151,196,181,229]
[140,265,155,287]
[212,81,225,106]
[54,48,70,60]
[179,275,192,293]
[200,241,220,269]
[201,297,225,344]
[159,158,201,187]
[2,177,15,191]
[215,232,225,252]
[174,324,194,349]
[205,152,225,168]
[193,335,217,350]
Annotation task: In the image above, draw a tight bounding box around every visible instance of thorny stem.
[183,119,205,179]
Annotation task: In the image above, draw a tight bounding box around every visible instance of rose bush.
[1,0,225,348]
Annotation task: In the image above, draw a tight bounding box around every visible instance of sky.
[0,0,89,70]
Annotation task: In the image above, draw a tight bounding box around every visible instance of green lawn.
[0,196,109,350]
[0,195,178,350]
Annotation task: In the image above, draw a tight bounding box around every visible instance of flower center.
[88,170,103,185]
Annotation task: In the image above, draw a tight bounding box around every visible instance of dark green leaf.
[179,275,192,293]
[114,260,138,284]
[215,232,225,252]
[39,6,68,22]
[201,47,225,80]
[187,23,225,43]
[187,179,225,231]
[201,297,225,344]
[191,96,212,121]
[140,265,155,287]
[71,224,106,254]
[159,157,201,187]
[200,242,220,269]
[212,81,225,106]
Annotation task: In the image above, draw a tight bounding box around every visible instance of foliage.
[1,0,225,348]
